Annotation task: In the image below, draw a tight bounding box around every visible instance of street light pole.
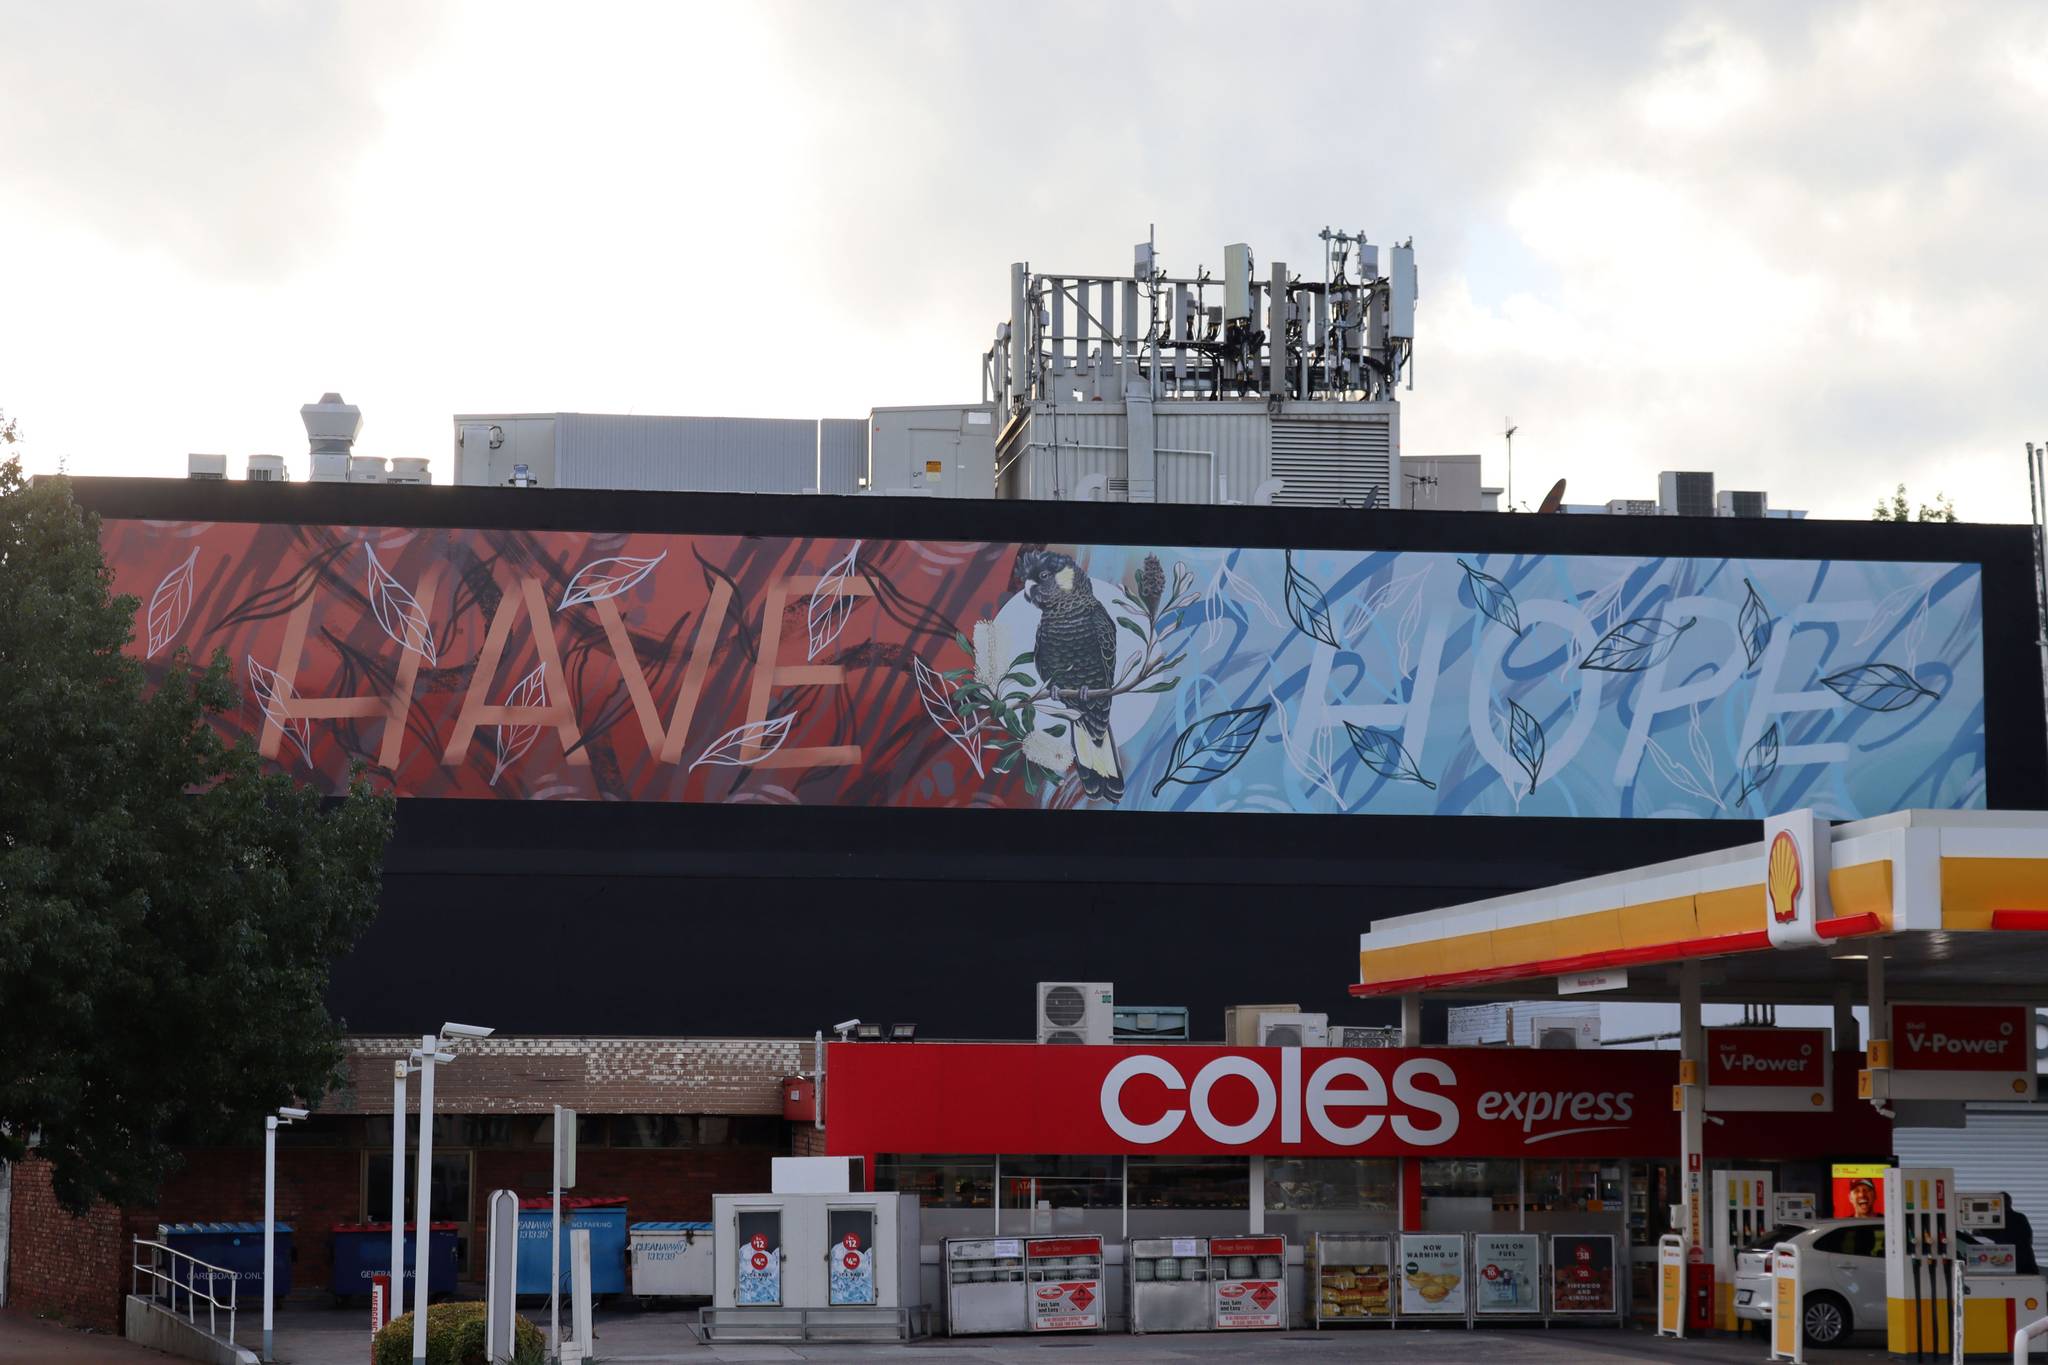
[263,1106,306,1363]
[264,1116,277,1363]
[410,1024,491,1365]
[410,1034,437,1365]
[391,1059,408,1327]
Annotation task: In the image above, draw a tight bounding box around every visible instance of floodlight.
[277,1106,309,1120]
[889,1023,917,1041]
[854,1022,885,1041]
[440,1022,494,1039]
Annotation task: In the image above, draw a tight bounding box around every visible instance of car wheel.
[1803,1291,1851,1348]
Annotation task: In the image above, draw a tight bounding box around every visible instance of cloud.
[0,0,2041,521]
[0,1,445,279]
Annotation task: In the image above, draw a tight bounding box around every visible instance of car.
[1734,1217,1995,1349]
[1734,1218,1881,1348]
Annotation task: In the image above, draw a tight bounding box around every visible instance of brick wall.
[5,1158,128,1333]
[124,1148,362,1302]
[790,1126,827,1157]
[336,1037,807,1115]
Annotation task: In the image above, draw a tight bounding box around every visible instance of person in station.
[1847,1179,1877,1219]
[2002,1194,2038,1276]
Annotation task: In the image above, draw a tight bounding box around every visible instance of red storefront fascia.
[823,1042,1887,1211]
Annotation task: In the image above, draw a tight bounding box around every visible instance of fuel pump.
[1886,1167,1955,1360]
[1948,1191,2048,1357]
[1709,1169,1774,1330]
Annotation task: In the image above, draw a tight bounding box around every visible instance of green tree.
[0,451,392,1211]
[1872,483,1958,523]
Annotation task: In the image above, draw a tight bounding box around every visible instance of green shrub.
[372,1301,546,1365]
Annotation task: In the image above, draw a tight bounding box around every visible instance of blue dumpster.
[516,1197,628,1296]
[157,1222,293,1300]
[329,1223,459,1302]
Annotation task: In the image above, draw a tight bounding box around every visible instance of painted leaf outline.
[1457,558,1522,635]
[1271,690,1343,804]
[912,656,984,777]
[1736,723,1780,805]
[559,550,667,610]
[365,544,438,666]
[1222,562,1286,628]
[1282,550,1339,648]
[246,655,313,766]
[1739,578,1773,670]
[1343,722,1436,790]
[1579,615,1696,673]
[1150,703,1272,797]
[490,662,548,786]
[146,547,199,657]
[689,713,797,771]
[807,540,863,661]
[1505,698,1545,790]
[1644,737,1721,810]
[1821,663,1937,712]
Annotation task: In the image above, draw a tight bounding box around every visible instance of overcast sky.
[3,1,2043,518]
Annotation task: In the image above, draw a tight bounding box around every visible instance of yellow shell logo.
[1767,829,1802,925]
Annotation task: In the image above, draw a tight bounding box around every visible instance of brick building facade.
[5,1036,812,1324]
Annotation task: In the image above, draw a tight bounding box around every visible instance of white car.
[1734,1219,1886,1349]
[1735,1218,1995,1348]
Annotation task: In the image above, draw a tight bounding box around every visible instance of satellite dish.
[1536,478,1567,515]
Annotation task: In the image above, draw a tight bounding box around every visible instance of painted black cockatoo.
[1017,548,1124,801]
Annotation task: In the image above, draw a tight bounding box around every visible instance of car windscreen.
[1744,1224,1809,1252]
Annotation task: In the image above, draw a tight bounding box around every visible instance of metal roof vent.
[301,392,362,483]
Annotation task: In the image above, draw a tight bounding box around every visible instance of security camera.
[278,1106,310,1120]
[440,1022,494,1039]
[834,1019,861,1033]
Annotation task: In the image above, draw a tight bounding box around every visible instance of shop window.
[728,1115,782,1147]
[1129,1156,1249,1211]
[365,1151,472,1224]
[274,1115,360,1148]
[1524,1160,1623,1214]
[999,1156,1123,1209]
[1266,1158,1397,1213]
[608,1116,696,1148]
[873,1155,995,1209]
[1421,1158,1520,1207]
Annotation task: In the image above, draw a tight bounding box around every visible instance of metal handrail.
[2015,1309,2048,1364]
[132,1237,238,1343]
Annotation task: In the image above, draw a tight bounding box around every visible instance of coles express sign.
[826,1044,1677,1157]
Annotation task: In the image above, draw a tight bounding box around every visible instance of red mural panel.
[103,519,1014,804]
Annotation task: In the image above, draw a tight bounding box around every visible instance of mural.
[102,518,1986,818]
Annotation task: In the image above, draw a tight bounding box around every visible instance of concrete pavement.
[0,1308,175,1362]
[233,1302,1908,1365]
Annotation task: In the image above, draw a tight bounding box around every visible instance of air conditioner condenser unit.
[1257,1012,1329,1047]
[1036,982,1113,1045]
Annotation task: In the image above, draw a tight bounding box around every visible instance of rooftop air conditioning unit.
[349,456,387,484]
[1225,1004,1303,1047]
[386,457,431,486]
[187,453,226,480]
[1258,1012,1329,1047]
[1533,1015,1601,1050]
[1036,982,1112,1045]
[1112,1005,1190,1042]
[246,454,287,482]
[1332,1025,1400,1049]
